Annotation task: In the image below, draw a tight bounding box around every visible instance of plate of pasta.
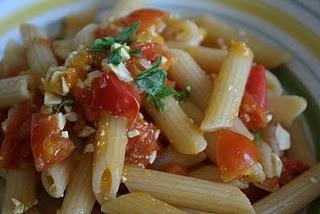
[0,0,320,213]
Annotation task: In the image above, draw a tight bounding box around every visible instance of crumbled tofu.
[44,92,62,105]
[65,112,77,122]
[267,114,273,122]
[111,43,131,60]
[84,144,94,153]
[160,56,168,65]
[11,198,25,214]
[271,153,283,177]
[78,126,96,138]
[121,176,127,183]
[41,105,53,114]
[128,129,140,138]
[65,50,78,67]
[55,113,66,131]
[104,61,133,82]
[275,124,291,150]
[138,58,152,69]
[229,179,249,189]
[61,131,69,139]
[310,177,318,184]
[149,151,157,164]
[61,76,70,95]
[83,70,102,87]
[246,163,266,183]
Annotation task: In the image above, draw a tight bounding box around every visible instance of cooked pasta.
[0,2,314,213]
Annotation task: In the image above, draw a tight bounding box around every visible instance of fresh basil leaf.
[253,133,262,145]
[115,21,140,43]
[52,99,74,113]
[174,85,192,101]
[107,48,122,65]
[89,37,114,52]
[130,48,142,58]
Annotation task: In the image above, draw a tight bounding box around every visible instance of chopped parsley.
[52,99,74,113]
[135,58,191,111]
[89,37,114,52]
[114,21,140,43]
[107,48,122,65]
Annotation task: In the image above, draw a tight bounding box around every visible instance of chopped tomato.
[125,117,160,168]
[215,130,260,182]
[31,113,75,171]
[279,157,309,185]
[239,64,268,130]
[0,102,33,168]
[73,73,141,123]
[160,163,188,176]
[122,9,169,33]
[64,68,87,89]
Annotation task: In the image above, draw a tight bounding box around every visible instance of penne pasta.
[101,0,146,22]
[253,162,320,214]
[266,70,283,96]
[143,96,207,154]
[73,23,99,48]
[201,42,253,132]
[92,112,128,204]
[168,48,213,111]
[2,39,28,77]
[180,100,204,126]
[61,7,98,38]
[53,39,74,61]
[20,24,57,80]
[123,166,255,214]
[230,117,254,141]
[179,207,214,214]
[188,165,220,182]
[41,152,79,198]
[60,153,95,214]
[195,15,289,68]
[102,192,186,214]
[0,75,34,109]
[268,95,307,124]
[152,145,206,170]
[2,164,37,213]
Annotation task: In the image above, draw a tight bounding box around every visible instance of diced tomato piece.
[279,157,309,185]
[122,9,169,33]
[215,130,260,182]
[160,163,188,176]
[65,68,87,89]
[31,113,75,171]
[133,42,162,62]
[73,72,141,123]
[125,117,160,168]
[0,102,33,168]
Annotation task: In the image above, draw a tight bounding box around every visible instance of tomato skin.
[31,113,75,171]
[125,118,160,168]
[279,157,308,185]
[160,163,188,176]
[122,9,168,33]
[215,130,260,182]
[73,73,141,123]
[0,102,33,168]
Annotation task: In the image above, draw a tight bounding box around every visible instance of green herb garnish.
[52,99,74,113]
[135,58,191,111]
[253,133,262,145]
[107,48,123,65]
[89,37,114,52]
[114,21,140,43]
[130,48,142,58]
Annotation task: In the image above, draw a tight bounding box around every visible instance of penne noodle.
[143,96,207,154]
[188,165,220,182]
[102,192,186,214]
[268,95,307,124]
[2,39,28,77]
[180,100,204,125]
[73,23,99,48]
[230,117,254,141]
[60,153,95,214]
[0,75,34,109]
[168,48,213,111]
[152,145,206,170]
[41,152,79,198]
[62,7,98,38]
[253,162,320,214]
[201,42,253,132]
[101,0,146,22]
[20,24,57,80]
[266,70,283,96]
[123,166,255,214]
[184,46,227,74]
[53,39,74,61]
[2,164,37,213]
[92,112,128,204]
[195,15,289,68]
[179,207,215,214]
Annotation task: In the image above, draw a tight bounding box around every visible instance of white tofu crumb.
[310,177,318,184]
[11,198,25,214]
[104,61,133,82]
[138,58,152,69]
[149,151,157,164]
[160,56,168,65]
[111,43,131,60]
[121,176,127,183]
[61,131,69,139]
[83,70,102,87]
[84,144,94,153]
[275,124,291,150]
[128,129,140,138]
[61,76,70,95]
[271,153,283,177]
[65,112,77,122]
[55,113,66,131]
[65,50,78,67]
[44,92,62,105]
[78,126,96,138]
